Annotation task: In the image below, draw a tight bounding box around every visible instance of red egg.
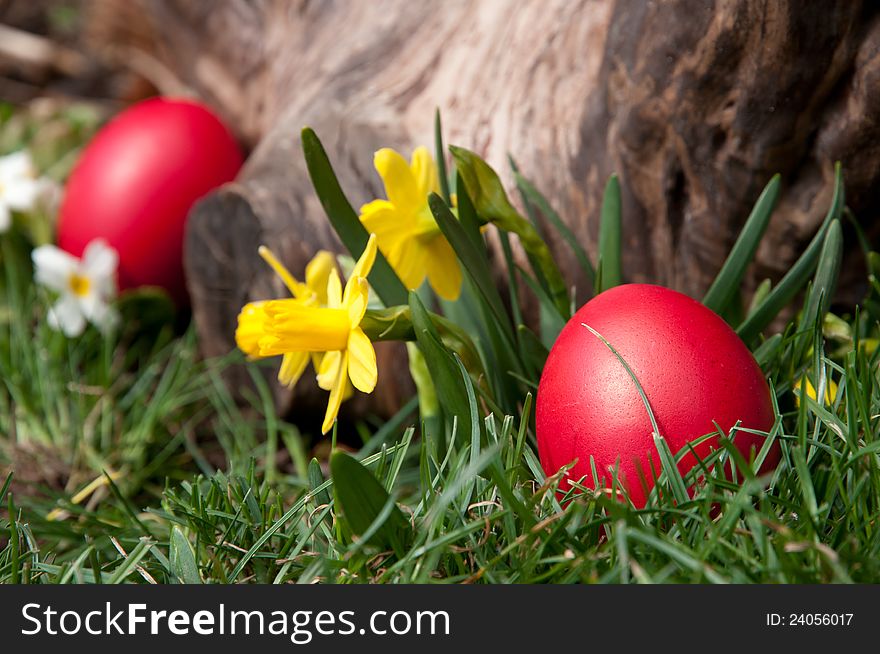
[536,284,778,507]
[58,97,243,304]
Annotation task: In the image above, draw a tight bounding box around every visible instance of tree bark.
[86,0,880,418]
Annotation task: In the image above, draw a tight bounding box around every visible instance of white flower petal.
[82,239,118,289]
[48,295,86,338]
[32,245,78,292]
[0,203,10,233]
[0,151,34,181]
[94,303,119,334]
[3,178,40,212]
[80,292,118,333]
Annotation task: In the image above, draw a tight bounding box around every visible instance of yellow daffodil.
[359,146,462,301]
[244,235,379,434]
[235,247,334,387]
[795,375,839,407]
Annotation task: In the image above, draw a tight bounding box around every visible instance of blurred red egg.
[58,97,243,304]
[536,284,778,507]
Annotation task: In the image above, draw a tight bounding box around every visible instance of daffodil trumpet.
[235,246,335,388]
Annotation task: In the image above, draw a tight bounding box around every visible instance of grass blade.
[514,171,595,289]
[597,175,622,292]
[797,219,843,361]
[703,175,780,317]
[737,162,844,342]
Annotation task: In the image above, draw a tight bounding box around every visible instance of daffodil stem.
[360,305,492,406]
[361,306,482,374]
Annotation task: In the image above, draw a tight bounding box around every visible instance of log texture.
[86,0,880,418]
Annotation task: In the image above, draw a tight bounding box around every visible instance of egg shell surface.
[58,97,243,304]
[536,283,778,507]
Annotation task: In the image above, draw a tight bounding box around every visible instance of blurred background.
[0,0,169,106]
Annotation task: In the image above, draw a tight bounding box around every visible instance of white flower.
[32,239,119,337]
[0,151,42,233]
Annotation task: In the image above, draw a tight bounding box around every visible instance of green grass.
[2,294,878,583]
[1,105,880,584]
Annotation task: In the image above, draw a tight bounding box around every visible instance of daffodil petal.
[410,146,440,199]
[258,246,306,297]
[279,351,310,388]
[359,200,414,239]
[374,148,421,213]
[326,268,343,309]
[347,327,377,393]
[317,349,343,391]
[305,251,335,305]
[424,237,463,301]
[796,376,839,407]
[387,238,428,291]
[321,350,349,434]
[351,233,378,280]
[343,277,369,327]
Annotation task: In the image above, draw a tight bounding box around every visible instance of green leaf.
[753,333,783,370]
[703,175,780,317]
[796,219,843,362]
[517,323,550,377]
[514,171,595,290]
[515,263,567,347]
[737,162,845,343]
[329,451,409,554]
[434,109,451,205]
[409,291,478,443]
[300,127,408,307]
[804,219,844,330]
[428,193,518,351]
[0,472,12,506]
[308,458,331,507]
[169,526,201,584]
[746,278,772,318]
[597,175,622,292]
[449,146,569,316]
